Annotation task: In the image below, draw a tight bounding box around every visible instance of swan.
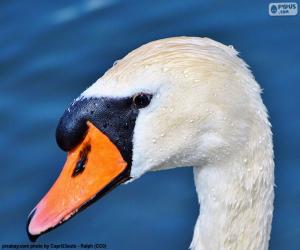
[27,37,274,250]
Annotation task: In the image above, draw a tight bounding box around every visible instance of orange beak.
[27,121,129,241]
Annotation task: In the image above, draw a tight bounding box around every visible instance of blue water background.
[1,1,299,249]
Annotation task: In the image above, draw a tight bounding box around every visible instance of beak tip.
[26,208,40,242]
[27,231,39,243]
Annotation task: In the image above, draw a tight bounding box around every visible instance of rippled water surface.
[1,1,300,249]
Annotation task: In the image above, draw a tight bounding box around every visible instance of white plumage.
[82,37,274,250]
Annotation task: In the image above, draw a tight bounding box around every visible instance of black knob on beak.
[56,98,92,151]
[55,96,139,165]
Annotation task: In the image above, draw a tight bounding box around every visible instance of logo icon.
[269,2,298,16]
[271,4,278,13]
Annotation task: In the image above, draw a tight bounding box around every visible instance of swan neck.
[190,132,274,250]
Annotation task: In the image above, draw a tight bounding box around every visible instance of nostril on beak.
[72,144,91,177]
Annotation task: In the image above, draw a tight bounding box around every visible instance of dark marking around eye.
[56,96,140,164]
[72,144,91,177]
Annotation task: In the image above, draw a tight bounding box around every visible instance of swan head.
[27,37,266,240]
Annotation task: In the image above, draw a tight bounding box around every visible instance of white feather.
[81,37,274,250]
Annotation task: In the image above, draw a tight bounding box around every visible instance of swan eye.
[132,93,152,109]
